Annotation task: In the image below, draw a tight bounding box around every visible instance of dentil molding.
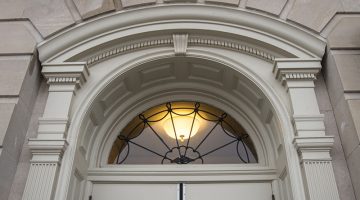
[273,58,322,86]
[85,34,277,66]
[42,62,89,90]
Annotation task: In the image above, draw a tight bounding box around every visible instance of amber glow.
[163,115,200,142]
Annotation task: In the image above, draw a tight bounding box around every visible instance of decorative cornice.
[42,62,89,89]
[38,5,326,62]
[188,36,276,61]
[86,37,173,66]
[293,136,334,161]
[85,35,277,66]
[273,58,322,85]
[28,138,68,163]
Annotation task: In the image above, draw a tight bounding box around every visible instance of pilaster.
[273,58,340,200]
[22,62,89,200]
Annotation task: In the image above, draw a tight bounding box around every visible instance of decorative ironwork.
[111,102,257,164]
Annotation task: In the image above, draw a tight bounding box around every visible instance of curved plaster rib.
[37,5,326,62]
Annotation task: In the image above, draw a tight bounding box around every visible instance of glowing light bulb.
[163,115,200,142]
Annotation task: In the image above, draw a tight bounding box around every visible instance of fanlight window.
[108,102,258,164]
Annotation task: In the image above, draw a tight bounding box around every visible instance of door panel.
[91,183,178,200]
[91,182,272,200]
[186,182,272,200]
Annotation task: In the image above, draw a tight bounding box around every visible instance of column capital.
[42,62,89,91]
[28,138,68,163]
[293,136,334,162]
[273,58,322,86]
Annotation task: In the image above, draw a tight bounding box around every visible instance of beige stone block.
[8,83,48,200]
[7,154,31,200]
[348,100,360,140]
[347,145,360,199]
[0,0,75,38]
[246,0,287,15]
[323,50,345,107]
[18,56,41,110]
[315,74,333,112]
[1,98,32,159]
[164,0,197,2]
[334,97,359,157]
[0,56,31,96]
[328,17,360,48]
[73,0,115,19]
[121,0,156,8]
[323,111,357,200]
[0,22,36,54]
[0,150,17,200]
[0,103,16,147]
[22,0,75,38]
[287,0,343,32]
[340,0,360,12]
[205,0,240,6]
[31,81,49,116]
[333,54,360,92]
[0,0,25,19]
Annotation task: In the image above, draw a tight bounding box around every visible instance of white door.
[91,183,178,200]
[91,182,273,200]
[186,182,273,200]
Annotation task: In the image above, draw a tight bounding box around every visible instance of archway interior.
[67,55,290,200]
[108,101,258,165]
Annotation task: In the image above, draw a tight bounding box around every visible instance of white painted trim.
[22,6,338,200]
[57,49,305,200]
[37,5,326,62]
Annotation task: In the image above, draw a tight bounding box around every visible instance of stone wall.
[325,15,360,200]
[0,0,359,38]
[0,22,41,200]
[0,1,359,200]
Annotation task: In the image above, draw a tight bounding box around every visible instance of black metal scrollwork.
[115,102,253,164]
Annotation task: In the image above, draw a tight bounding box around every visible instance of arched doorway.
[21,5,339,200]
[73,56,284,200]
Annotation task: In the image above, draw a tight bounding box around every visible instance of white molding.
[86,37,173,66]
[273,58,322,86]
[273,58,340,200]
[173,34,188,55]
[21,6,336,200]
[42,62,89,89]
[188,36,276,61]
[37,5,326,62]
[60,50,307,200]
[293,136,334,161]
[87,166,277,182]
[28,139,68,163]
[84,34,279,67]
